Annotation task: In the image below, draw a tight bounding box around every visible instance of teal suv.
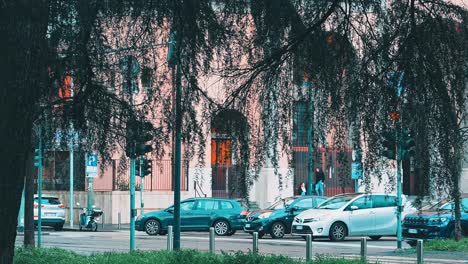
[136,198,247,236]
[243,196,327,239]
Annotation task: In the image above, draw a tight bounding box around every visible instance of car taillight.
[34,204,38,208]
[58,204,65,208]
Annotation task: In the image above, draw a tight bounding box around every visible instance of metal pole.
[360,237,367,262]
[130,158,136,251]
[118,211,121,230]
[167,225,173,251]
[37,129,43,248]
[306,234,312,261]
[209,227,215,253]
[173,59,182,250]
[87,176,94,216]
[253,232,259,253]
[69,124,74,228]
[140,161,144,215]
[417,239,424,264]
[306,82,314,195]
[396,124,403,250]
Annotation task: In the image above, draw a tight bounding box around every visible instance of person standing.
[315,168,325,196]
[297,182,307,196]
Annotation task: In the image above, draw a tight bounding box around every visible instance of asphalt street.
[15,227,468,264]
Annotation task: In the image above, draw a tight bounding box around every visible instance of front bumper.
[403,224,450,240]
[291,222,329,237]
[243,219,271,233]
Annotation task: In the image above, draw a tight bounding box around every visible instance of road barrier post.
[417,239,424,264]
[306,234,312,261]
[167,225,173,251]
[118,212,121,230]
[209,227,215,253]
[360,237,367,262]
[253,232,259,253]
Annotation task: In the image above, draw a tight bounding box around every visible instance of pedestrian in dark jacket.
[315,168,325,196]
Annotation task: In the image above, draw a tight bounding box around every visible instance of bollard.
[167,225,173,251]
[306,234,312,261]
[118,212,121,230]
[209,227,215,253]
[417,239,423,264]
[360,237,367,262]
[253,232,259,253]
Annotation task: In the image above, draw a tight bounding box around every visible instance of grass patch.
[423,238,468,252]
[14,248,367,264]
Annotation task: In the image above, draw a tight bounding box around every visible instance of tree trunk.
[0,1,50,263]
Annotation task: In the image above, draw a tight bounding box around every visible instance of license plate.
[45,213,56,217]
[245,223,251,228]
[408,229,418,234]
[296,225,303,230]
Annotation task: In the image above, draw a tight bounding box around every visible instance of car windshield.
[317,194,360,210]
[267,197,295,210]
[34,197,61,205]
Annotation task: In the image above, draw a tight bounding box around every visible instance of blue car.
[403,195,468,245]
[243,196,327,239]
[135,197,247,236]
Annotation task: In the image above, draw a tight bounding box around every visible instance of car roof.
[34,194,59,198]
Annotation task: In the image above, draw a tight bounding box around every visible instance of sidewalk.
[62,223,131,231]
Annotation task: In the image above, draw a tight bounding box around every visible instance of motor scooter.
[77,203,103,231]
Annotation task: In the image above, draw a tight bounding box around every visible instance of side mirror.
[350,205,359,211]
[166,208,174,213]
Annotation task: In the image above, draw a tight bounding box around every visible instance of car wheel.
[54,224,64,231]
[369,236,382,241]
[145,219,161,236]
[270,222,286,239]
[407,240,417,247]
[79,226,82,231]
[329,222,347,241]
[213,219,230,236]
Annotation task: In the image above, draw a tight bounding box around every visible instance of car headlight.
[428,217,449,225]
[303,217,320,223]
[258,212,272,219]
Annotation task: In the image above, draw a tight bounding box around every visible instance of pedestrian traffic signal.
[381,131,396,160]
[34,148,42,167]
[400,129,415,160]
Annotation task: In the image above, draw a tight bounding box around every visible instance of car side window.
[220,201,234,209]
[315,197,327,207]
[196,200,217,210]
[294,198,314,209]
[462,198,468,211]
[372,195,397,208]
[349,196,372,210]
[181,201,196,211]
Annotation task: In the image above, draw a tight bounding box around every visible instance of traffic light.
[141,158,152,177]
[34,148,42,167]
[400,129,415,160]
[135,121,153,157]
[381,131,396,160]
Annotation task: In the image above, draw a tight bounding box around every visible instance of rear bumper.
[34,218,65,227]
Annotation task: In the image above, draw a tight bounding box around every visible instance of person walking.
[315,168,325,196]
[297,182,307,196]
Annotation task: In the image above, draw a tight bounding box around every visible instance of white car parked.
[291,193,415,241]
[34,195,66,231]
